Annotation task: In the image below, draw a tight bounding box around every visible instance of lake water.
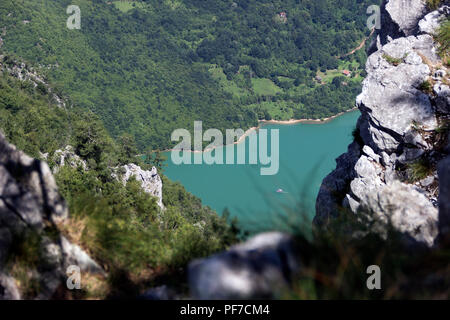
[164,111,360,234]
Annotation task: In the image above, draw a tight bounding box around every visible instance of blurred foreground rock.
[0,133,102,299]
[188,232,300,299]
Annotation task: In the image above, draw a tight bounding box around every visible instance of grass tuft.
[382,54,404,66]
[436,18,450,66]
[419,80,433,94]
[406,158,434,182]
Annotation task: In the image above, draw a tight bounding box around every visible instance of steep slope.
[316,1,450,247]
[0,58,240,299]
[0,132,104,299]
[183,4,450,300]
[0,0,376,150]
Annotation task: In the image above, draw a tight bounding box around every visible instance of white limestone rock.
[49,145,87,173]
[362,145,381,163]
[0,273,21,300]
[60,236,105,275]
[433,83,450,114]
[116,164,164,210]
[315,1,447,247]
[419,6,450,36]
[380,0,427,45]
[360,181,439,247]
[188,232,300,300]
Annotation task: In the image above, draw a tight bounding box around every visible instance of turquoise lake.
[164,110,360,234]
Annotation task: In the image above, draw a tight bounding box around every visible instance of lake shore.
[160,107,359,154]
[258,107,358,126]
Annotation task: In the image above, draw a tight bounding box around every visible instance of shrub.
[437,18,450,65]
[282,208,450,299]
[426,0,445,10]
[419,80,433,94]
[406,157,434,182]
[382,54,403,66]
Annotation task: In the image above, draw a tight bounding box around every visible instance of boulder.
[188,232,300,299]
[0,133,68,230]
[359,181,439,247]
[357,36,437,154]
[433,83,450,114]
[60,236,105,275]
[380,0,427,45]
[141,285,177,300]
[0,273,20,300]
[419,6,450,36]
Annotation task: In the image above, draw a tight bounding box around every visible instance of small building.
[278,12,287,23]
[342,70,351,77]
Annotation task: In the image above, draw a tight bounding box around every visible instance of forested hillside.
[0,0,375,150]
[0,58,240,297]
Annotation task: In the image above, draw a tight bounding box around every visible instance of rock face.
[0,133,68,229]
[0,133,102,299]
[46,146,164,210]
[358,35,438,154]
[359,181,439,246]
[0,55,66,108]
[45,145,87,173]
[379,0,427,46]
[315,2,450,247]
[419,6,450,35]
[188,232,300,299]
[116,164,164,210]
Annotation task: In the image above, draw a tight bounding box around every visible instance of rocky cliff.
[114,164,164,210]
[46,147,164,210]
[0,55,66,109]
[316,1,450,247]
[0,133,103,299]
[183,1,450,301]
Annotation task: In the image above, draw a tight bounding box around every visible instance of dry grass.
[437,19,450,67]
[57,217,88,246]
[426,0,445,10]
[416,52,449,89]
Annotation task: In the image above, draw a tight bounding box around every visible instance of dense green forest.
[0,61,240,297]
[0,0,375,150]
